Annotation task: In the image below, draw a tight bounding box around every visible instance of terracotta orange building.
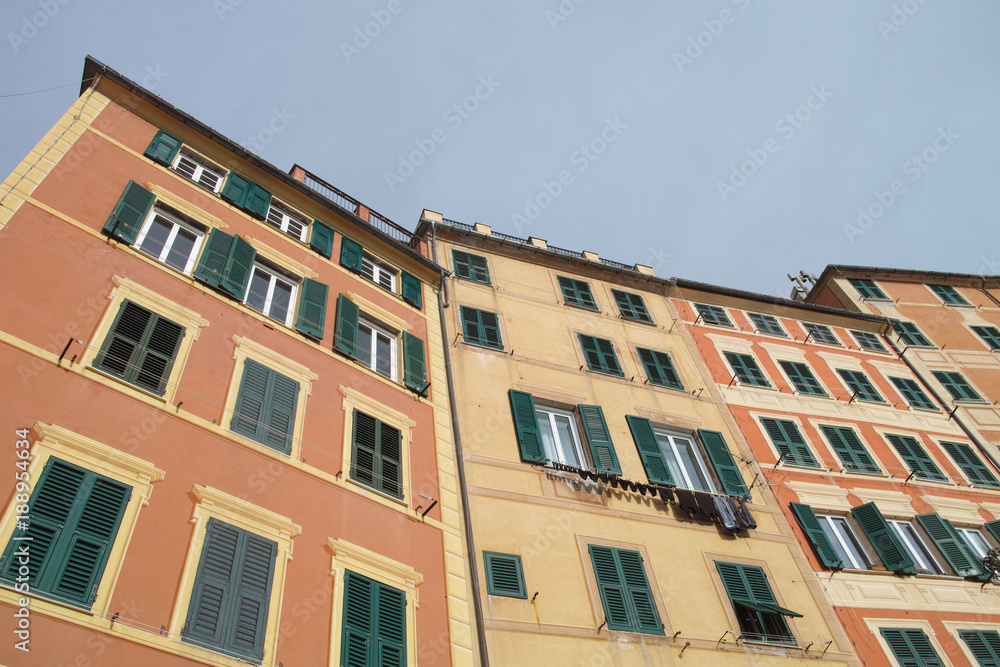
[0,57,475,666]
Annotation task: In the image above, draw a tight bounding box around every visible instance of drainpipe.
[430,221,491,666]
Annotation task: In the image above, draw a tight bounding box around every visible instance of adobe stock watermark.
[878,0,931,41]
[239,107,295,155]
[716,84,833,202]
[384,75,501,192]
[843,126,958,244]
[511,117,627,233]
[673,0,752,73]
[545,0,587,31]
[642,245,672,274]
[340,0,408,63]
[8,0,72,54]
[212,0,242,21]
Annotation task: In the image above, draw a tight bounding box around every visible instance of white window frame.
[654,428,717,492]
[889,520,943,574]
[171,148,225,193]
[535,405,586,468]
[134,207,205,274]
[958,527,991,559]
[244,263,297,326]
[362,253,397,292]
[817,514,871,569]
[358,317,397,381]
[265,200,308,242]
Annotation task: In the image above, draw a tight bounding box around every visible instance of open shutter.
[185,519,240,649]
[959,630,1000,667]
[340,237,363,272]
[103,180,154,244]
[351,411,379,489]
[375,582,406,667]
[143,129,182,165]
[589,545,634,631]
[334,294,361,358]
[625,416,673,485]
[244,183,272,220]
[508,390,544,464]
[193,228,235,288]
[309,220,334,259]
[578,405,622,475]
[377,421,403,499]
[231,360,271,441]
[617,549,663,634]
[699,429,747,496]
[760,418,817,467]
[342,571,374,667]
[986,519,1000,545]
[915,513,983,577]
[578,334,602,371]
[221,235,257,299]
[401,271,422,309]
[262,372,299,454]
[221,172,251,208]
[402,331,427,394]
[851,502,916,574]
[226,533,276,661]
[790,503,843,569]
[295,278,329,340]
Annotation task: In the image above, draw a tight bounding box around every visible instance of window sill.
[907,405,941,413]
[463,339,505,352]
[85,366,169,404]
[620,315,656,327]
[952,399,989,405]
[347,476,408,507]
[585,368,626,379]
[562,301,601,312]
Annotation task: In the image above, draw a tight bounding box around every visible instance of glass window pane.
[269,280,292,323]
[246,270,270,312]
[829,517,869,569]
[375,332,392,378]
[553,414,581,467]
[165,227,197,271]
[357,323,373,367]
[537,411,556,462]
[675,438,711,491]
[960,529,990,558]
[138,216,171,259]
[892,522,939,573]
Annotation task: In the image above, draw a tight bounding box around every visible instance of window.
[972,325,1000,351]
[850,502,916,574]
[959,630,1000,667]
[803,322,840,346]
[654,428,717,491]
[886,434,947,482]
[819,425,881,474]
[915,513,984,577]
[714,561,799,645]
[958,528,991,559]
[837,369,885,403]
[879,628,944,667]
[172,148,225,193]
[849,278,888,300]
[182,519,276,662]
[220,173,272,219]
[535,404,586,469]
[339,238,422,308]
[245,263,297,326]
[452,249,491,285]
[350,410,403,499]
[578,334,623,376]
[460,306,503,349]
[589,545,663,635]
[890,377,938,411]
[334,295,427,393]
[933,371,984,402]
[135,207,205,273]
[749,313,785,336]
[889,520,943,573]
[558,276,597,309]
[930,283,970,305]
[612,289,652,323]
[265,200,307,242]
[483,552,526,598]
[362,253,397,292]
[340,570,407,666]
[636,348,683,390]
[144,129,182,166]
[894,322,932,347]
[778,360,827,397]
[358,318,397,380]
[0,458,130,608]
[724,352,770,387]
[851,330,888,352]
[940,441,1000,488]
[230,359,299,454]
[695,303,732,327]
[94,300,184,396]
[760,418,819,468]
[817,514,872,569]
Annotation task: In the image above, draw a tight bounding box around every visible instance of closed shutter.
[617,549,663,634]
[263,372,299,453]
[295,277,329,340]
[460,307,502,349]
[578,335,622,376]
[637,348,682,389]
[940,441,1000,487]
[851,503,915,574]
[820,426,880,474]
[340,237,364,272]
[377,420,403,498]
[508,390,544,463]
[402,332,427,394]
[453,250,491,284]
[351,411,379,489]
[221,235,257,299]
[613,290,650,322]
[715,561,801,617]
[309,220,335,259]
[94,301,184,396]
[334,294,361,358]
[886,434,946,482]
[724,352,769,387]
[625,416,673,485]
[143,129,182,165]
[578,405,622,474]
[341,571,407,667]
[103,180,155,244]
[589,545,663,634]
[221,173,252,208]
[589,545,633,631]
[484,552,526,598]
[879,628,944,667]
[778,360,826,396]
[959,630,1000,667]
[790,503,843,569]
[400,271,422,309]
[230,359,298,454]
[452,250,473,280]
[350,411,402,498]
[890,377,938,411]
[915,513,983,577]
[760,418,818,467]
[193,228,235,287]
[244,183,272,219]
[699,429,747,496]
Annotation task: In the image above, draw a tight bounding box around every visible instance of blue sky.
[2,1,998,297]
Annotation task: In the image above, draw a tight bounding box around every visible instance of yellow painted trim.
[144,181,227,229]
[345,290,414,333]
[863,617,954,667]
[339,385,415,505]
[244,235,319,279]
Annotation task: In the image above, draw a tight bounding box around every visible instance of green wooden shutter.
[134,312,184,396]
[959,630,1000,667]
[221,172,251,208]
[377,420,403,498]
[478,310,502,349]
[508,390,544,463]
[185,519,239,649]
[790,503,843,569]
[452,250,472,279]
[578,405,622,475]
[295,277,329,340]
[229,533,277,660]
[588,545,635,632]
[340,237,364,272]
[941,441,1000,487]
[341,570,374,667]
[625,415,673,485]
[578,334,602,372]
[637,348,682,390]
[231,360,298,454]
[309,220,335,259]
[402,331,427,394]
[851,502,915,574]
[715,562,801,618]
[262,372,299,454]
[193,228,235,287]
[724,352,770,387]
[760,418,818,467]
[484,552,527,598]
[820,426,880,474]
[886,434,946,482]
[986,520,1000,546]
[400,271,422,309]
[351,411,379,488]
[143,129,182,165]
[915,513,983,577]
[596,337,622,375]
[778,360,826,396]
[880,628,944,667]
[231,359,271,440]
[244,183,272,219]
[103,180,155,244]
[889,377,938,411]
[94,301,184,396]
[617,549,663,634]
[468,253,490,284]
[699,429,747,496]
[221,235,257,299]
[375,581,406,667]
[334,294,360,358]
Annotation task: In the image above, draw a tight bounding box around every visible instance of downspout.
[430,221,491,665]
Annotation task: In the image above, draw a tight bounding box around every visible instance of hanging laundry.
[696,492,718,518]
[657,486,674,503]
[714,496,740,532]
[674,488,700,516]
[734,498,757,530]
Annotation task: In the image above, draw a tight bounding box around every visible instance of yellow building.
[416,213,859,666]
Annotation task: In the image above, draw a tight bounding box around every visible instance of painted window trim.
[801,322,842,346]
[864,619,949,667]
[483,551,527,598]
[143,181,227,230]
[264,198,310,243]
[242,236,319,280]
[245,261,298,327]
[134,206,206,275]
[776,359,828,397]
[81,275,209,405]
[748,313,787,337]
[171,147,227,194]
